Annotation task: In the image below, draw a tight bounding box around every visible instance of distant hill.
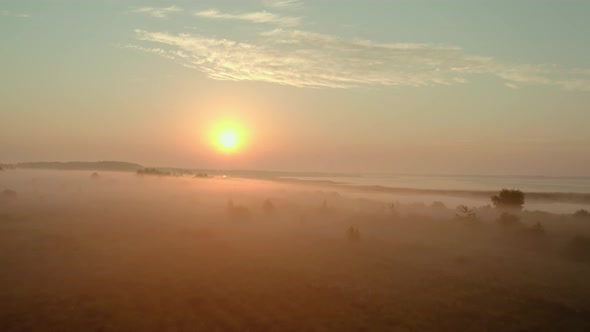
[16,161,143,172]
[8,161,357,178]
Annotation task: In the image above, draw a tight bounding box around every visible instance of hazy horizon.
[5,159,590,180]
[3,3,590,330]
[2,0,590,176]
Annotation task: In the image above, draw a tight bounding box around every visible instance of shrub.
[387,202,396,214]
[90,172,100,179]
[497,212,521,227]
[137,168,171,176]
[573,209,590,219]
[318,199,331,214]
[262,199,275,213]
[346,226,361,242]
[529,222,545,236]
[227,200,251,220]
[456,205,476,219]
[453,255,470,265]
[1,189,17,200]
[491,189,525,211]
[431,201,446,209]
[566,236,590,263]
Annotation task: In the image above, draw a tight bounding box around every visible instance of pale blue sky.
[1,1,589,175]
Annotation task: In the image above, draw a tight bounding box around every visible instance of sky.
[1,0,590,176]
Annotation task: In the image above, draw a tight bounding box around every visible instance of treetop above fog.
[491,189,525,211]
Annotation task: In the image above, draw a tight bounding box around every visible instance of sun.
[210,121,245,153]
[219,130,238,150]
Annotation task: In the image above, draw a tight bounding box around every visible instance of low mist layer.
[1,170,590,331]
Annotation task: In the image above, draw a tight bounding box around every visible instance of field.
[1,170,590,331]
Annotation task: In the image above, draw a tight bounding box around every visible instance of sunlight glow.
[210,121,245,153]
[219,130,238,150]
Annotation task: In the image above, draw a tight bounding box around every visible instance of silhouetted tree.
[491,189,525,211]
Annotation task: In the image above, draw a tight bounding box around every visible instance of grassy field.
[1,170,590,331]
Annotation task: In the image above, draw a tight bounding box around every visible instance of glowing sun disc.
[210,121,244,154]
[219,130,238,150]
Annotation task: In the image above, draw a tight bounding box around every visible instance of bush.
[137,168,171,176]
[566,236,590,263]
[262,199,275,213]
[387,202,396,214]
[497,212,520,227]
[573,209,590,219]
[317,199,331,214]
[1,189,17,200]
[456,205,476,219]
[431,201,446,209]
[528,222,545,236]
[491,189,525,211]
[227,200,251,220]
[346,226,361,242]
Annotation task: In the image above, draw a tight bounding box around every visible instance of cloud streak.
[262,0,303,9]
[133,6,182,18]
[1,10,30,18]
[132,28,590,90]
[196,9,300,27]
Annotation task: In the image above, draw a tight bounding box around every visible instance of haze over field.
[1,169,590,331]
[2,1,590,331]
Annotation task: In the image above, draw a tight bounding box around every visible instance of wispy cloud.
[262,0,303,9]
[1,10,30,18]
[196,9,300,27]
[123,44,189,61]
[131,28,590,90]
[133,6,182,18]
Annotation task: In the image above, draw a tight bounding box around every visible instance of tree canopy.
[491,189,525,211]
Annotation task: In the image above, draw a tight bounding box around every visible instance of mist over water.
[281,175,590,214]
[287,175,590,193]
